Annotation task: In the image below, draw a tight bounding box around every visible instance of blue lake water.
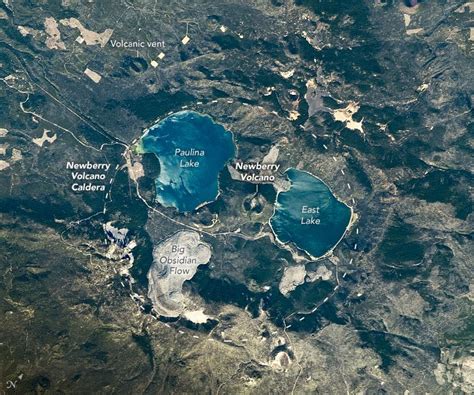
[137,111,235,212]
[270,168,352,258]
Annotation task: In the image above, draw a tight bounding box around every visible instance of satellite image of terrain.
[0,0,473,393]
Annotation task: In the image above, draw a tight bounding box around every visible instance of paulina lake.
[137,111,235,213]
